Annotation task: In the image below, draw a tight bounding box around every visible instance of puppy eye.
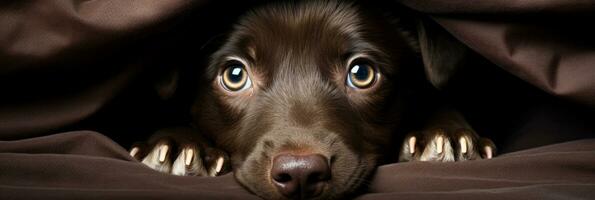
[346,59,376,89]
[220,61,252,92]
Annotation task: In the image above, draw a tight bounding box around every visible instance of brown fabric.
[0,131,258,200]
[398,0,595,14]
[1,0,594,200]
[1,131,594,199]
[364,139,595,199]
[0,0,203,138]
[0,0,195,70]
[400,0,595,107]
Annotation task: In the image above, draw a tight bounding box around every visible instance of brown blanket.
[1,0,594,199]
[1,131,594,199]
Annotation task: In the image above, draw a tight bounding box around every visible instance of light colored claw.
[436,136,444,154]
[408,137,416,154]
[184,149,194,166]
[215,156,225,173]
[130,147,139,157]
[158,145,169,163]
[484,146,493,159]
[459,137,468,154]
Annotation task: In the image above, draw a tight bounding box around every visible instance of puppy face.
[192,1,416,199]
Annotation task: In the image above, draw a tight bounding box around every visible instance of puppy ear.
[415,18,470,89]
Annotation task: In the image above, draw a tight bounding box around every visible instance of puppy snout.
[271,154,330,199]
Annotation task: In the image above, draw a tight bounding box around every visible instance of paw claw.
[130,147,140,158]
[184,148,194,166]
[214,156,225,174]
[141,140,173,173]
[484,146,493,159]
[408,136,416,154]
[158,145,169,163]
[204,148,230,176]
[459,137,467,154]
[172,146,207,176]
[436,136,444,154]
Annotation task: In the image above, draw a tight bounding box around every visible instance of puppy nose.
[271,154,330,199]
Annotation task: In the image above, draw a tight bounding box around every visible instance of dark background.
[1,0,593,153]
[1,1,594,200]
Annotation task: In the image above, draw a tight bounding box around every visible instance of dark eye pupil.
[351,64,369,80]
[227,66,244,83]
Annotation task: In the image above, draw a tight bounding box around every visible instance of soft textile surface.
[400,0,595,107]
[0,0,205,138]
[1,0,594,200]
[1,131,594,200]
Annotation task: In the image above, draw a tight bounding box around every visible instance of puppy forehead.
[208,1,399,83]
[224,1,363,63]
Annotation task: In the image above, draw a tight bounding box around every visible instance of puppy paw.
[129,129,231,176]
[398,128,496,162]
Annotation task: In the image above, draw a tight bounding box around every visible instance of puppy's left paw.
[398,128,496,162]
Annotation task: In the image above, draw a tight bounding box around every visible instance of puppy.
[130,1,496,199]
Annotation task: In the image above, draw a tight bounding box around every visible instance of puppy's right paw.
[398,128,496,162]
[129,129,231,176]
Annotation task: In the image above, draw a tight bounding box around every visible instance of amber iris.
[347,61,375,88]
[222,64,248,91]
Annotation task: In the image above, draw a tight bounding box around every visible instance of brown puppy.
[130,1,496,200]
